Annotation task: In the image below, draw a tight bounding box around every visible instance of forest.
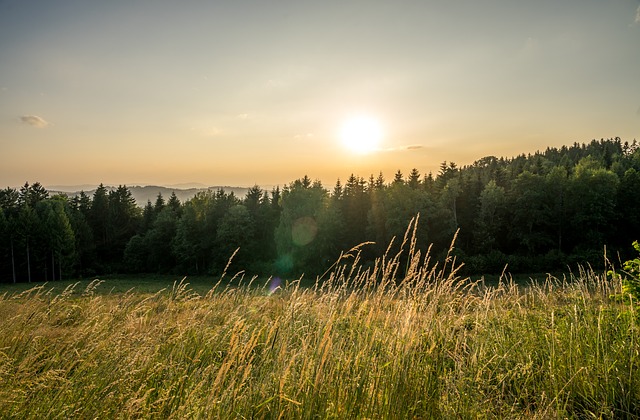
[1,137,639,283]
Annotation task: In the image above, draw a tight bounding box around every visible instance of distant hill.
[46,184,102,193]
[50,185,252,206]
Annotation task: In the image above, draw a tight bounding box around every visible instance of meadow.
[0,226,639,419]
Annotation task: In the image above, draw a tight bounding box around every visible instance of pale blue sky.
[1,0,639,188]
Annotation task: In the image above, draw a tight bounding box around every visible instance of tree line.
[1,138,639,282]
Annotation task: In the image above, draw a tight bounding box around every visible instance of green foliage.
[567,163,619,250]
[617,169,640,245]
[620,241,640,301]
[216,204,254,269]
[274,177,333,275]
[475,180,505,250]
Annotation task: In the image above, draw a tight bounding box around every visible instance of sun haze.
[340,115,383,154]
[0,1,639,188]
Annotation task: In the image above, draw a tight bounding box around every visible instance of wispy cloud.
[20,115,49,128]
[237,113,249,120]
[636,5,640,23]
[380,144,423,152]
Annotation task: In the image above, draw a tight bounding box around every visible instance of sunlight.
[340,115,383,154]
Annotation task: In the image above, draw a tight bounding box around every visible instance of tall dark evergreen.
[154,193,165,215]
[408,168,421,189]
[16,205,38,282]
[167,192,182,215]
[67,195,95,275]
[140,200,155,234]
[37,198,75,280]
[18,182,49,208]
[0,209,10,282]
[89,184,110,254]
[0,188,19,213]
[341,174,370,249]
[241,186,277,271]
[106,185,141,268]
[0,188,19,283]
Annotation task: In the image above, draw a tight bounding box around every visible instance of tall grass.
[0,217,638,418]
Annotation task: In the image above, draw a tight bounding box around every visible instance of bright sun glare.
[340,115,383,154]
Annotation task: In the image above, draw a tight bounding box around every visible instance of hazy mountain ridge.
[49,185,252,206]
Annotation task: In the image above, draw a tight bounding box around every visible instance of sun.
[340,115,383,154]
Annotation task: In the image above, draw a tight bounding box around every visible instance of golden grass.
[0,218,638,418]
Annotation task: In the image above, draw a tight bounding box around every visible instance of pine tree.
[90,184,110,250]
[167,192,182,215]
[332,179,343,200]
[18,182,48,208]
[375,172,385,189]
[408,168,421,189]
[154,193,165,215]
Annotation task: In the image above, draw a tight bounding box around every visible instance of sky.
[1,0,639,189]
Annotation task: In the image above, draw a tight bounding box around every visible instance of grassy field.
[0,274,235,297]
[0,229,638,418]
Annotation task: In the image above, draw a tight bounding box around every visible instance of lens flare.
[268,277,282,294]
[291,216,318,246]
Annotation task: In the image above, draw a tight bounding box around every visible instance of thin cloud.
[636,5,640,23]
[20,115,49,128]
[380,144,424,152]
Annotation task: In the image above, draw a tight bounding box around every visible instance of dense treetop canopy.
[1,138,639,282]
